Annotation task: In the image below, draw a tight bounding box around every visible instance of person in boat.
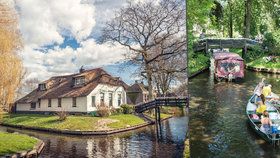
[262,84,272,97]
[256,94,267,115]
[260,110,272,134]
[254,78,265,97]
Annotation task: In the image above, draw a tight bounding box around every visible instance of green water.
[189,70,280,158]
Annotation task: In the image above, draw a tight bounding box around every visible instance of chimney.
[79,66,85,73]
[135,80,138,84]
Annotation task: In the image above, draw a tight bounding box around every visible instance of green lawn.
[0,132,38,156]
[1,114,145,131]
[247,57,280,69]
[184,138,190,158]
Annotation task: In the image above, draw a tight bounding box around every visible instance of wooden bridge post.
[157,106,161,126]
[205,39,208,53]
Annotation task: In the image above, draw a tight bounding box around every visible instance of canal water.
[0,115,188,158]
[189,70,280,158]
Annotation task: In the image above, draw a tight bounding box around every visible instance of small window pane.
[38,99,41,108]
[58,98,61,107]
[48,99,51,107]
[100,92,104,104]
[92,96,95,107]
[73,97,77,107]
[109,93,113,106]
[31,102,36,109]
[118,94,121,106]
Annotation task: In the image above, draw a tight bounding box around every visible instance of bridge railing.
[134,96,189,113]
[193,38,262,52]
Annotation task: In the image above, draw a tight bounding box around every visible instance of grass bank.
[247,57,280,69]
[184,138,190,158]
[0,132,38,156]
[189,53,209,76]
[1,114,145,131]
[144,112,172,120]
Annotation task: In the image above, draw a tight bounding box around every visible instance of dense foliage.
[188,0,280,73]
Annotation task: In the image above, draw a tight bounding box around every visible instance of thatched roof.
[17,68,127,103]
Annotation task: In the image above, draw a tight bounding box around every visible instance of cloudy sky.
[9,0,139,84]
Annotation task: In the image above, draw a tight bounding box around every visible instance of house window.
[118,94,121,106]
[31,102,36,109]
[39,83,46,91]
[91,96,95,107]
[72,97,77,107]
[100,92,105,105]
[74,77,85,85]
[38,99,41,108]
[58,98,61,107]
[48,99,51,107]
[109,93,113,106]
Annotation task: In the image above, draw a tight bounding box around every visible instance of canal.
[0,115,188,157]
[189,70,280,158]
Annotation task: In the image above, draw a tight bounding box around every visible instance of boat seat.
[252,119,261,124]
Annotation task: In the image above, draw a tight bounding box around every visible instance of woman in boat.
[260,110,272,134]
[262,84,272,97]
[256,94,267,115]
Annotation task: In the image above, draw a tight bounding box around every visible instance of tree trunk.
[228,0,233,38]
[244,0,252,38]
[145,63,154,100]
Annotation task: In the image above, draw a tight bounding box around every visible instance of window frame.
[74,77,85,86]
[117,93,122,106]
[91,96,96,107]
[72,97,77,107]
[38,99,41,108]
[100,92,105,104]
[58,98,62,107]
[109,93,113,107]
[39,84,46,91]
[48,99,51,107]
[31,102,36,109]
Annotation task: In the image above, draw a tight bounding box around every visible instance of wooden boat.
[211,52,244,81]
[246,94,280,144]
[267,93,280,108]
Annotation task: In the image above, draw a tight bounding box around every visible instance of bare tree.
[17,78,40,98]
[102,0,186,100]
[148,36,186,96]
[0,3,23,112]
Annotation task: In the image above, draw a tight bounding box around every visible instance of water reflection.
[189,70,280,158]
[0,115,188,158]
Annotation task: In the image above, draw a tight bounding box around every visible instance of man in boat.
[254,78,265,97]
[260,110,272,134]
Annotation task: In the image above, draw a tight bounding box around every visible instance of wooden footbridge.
[193,38,262,57]
[135,97,189,124]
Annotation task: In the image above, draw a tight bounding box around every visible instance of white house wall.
[87,84,127,112]
[16,84,127,113]
[17,97,87,113]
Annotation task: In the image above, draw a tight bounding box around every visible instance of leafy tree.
[0,3,23,113]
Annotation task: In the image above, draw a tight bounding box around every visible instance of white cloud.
[21,40,128,81]
[11,0,132,81]
[15,0,95,47]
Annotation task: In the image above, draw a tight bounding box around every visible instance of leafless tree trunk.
[102,0,185,100]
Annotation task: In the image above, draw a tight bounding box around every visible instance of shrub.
[96,104,111,117]
[120,104,134,114]
[56,110,68,121]
[111,108,123,115]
